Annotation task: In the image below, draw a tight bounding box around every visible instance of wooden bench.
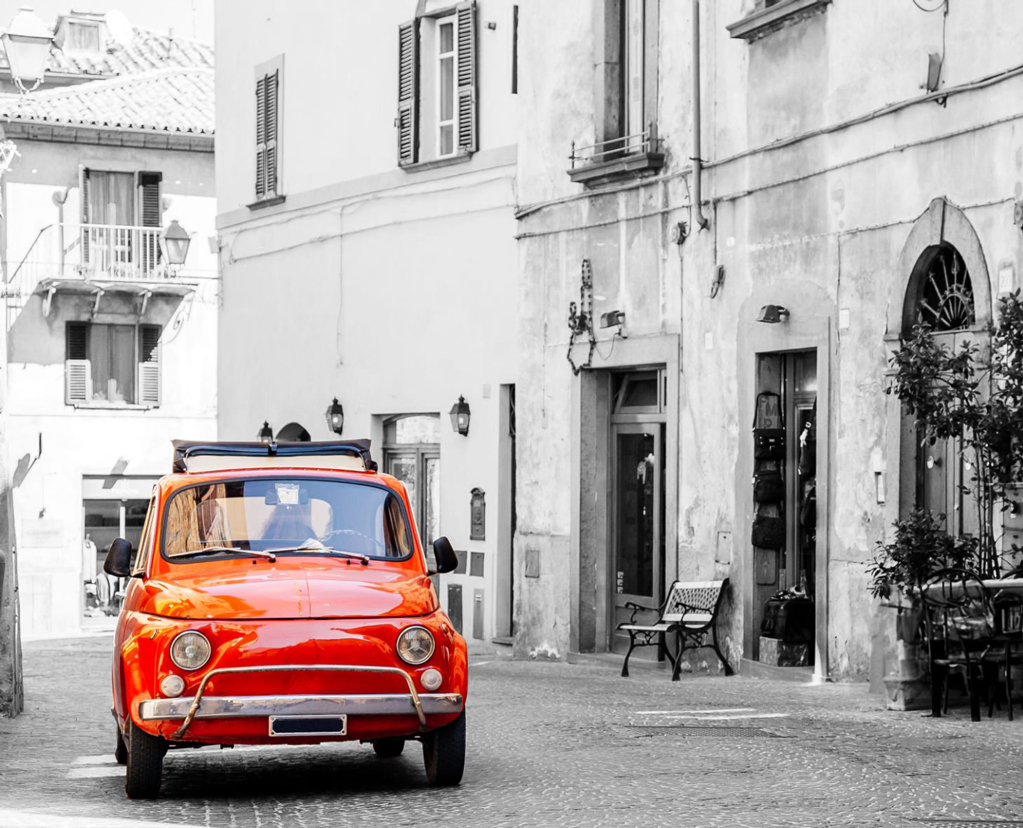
[617,579,734,680]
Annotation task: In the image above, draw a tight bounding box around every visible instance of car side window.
[131,495,157,576]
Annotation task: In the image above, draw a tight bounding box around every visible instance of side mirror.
[430,537,458,575]
[103,538,133,578]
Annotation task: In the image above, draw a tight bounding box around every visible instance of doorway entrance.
[383,415,441,552]
[610,369,666,653]
[753,350,817,663]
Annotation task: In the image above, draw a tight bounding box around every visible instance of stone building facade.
[513,0,1022,683]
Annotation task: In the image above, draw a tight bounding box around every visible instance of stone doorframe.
[569,333,680,654]
[883,197,993,528]
[737,308,831,680]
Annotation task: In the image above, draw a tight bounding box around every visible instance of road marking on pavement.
[0,809,205,828]
[470,661,492,666]
[71,754,118,765]
[637,713,790,721]
[637,708,758,715]
[66,766,124,779]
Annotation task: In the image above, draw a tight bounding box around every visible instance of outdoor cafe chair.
[988,566,1023,721]
[921,567,1001,722]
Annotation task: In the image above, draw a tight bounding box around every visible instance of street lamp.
[257,421,273,444]
[449,395,470,436]
[2,8,54,94]
[163,220,191,268]
[324,397,344,436]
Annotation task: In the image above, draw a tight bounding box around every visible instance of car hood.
[142,561,438,620]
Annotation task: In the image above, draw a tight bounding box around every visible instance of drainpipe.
[691,0,709,231]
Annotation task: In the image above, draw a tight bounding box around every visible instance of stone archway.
[889,197,992,337]
[885,197,992,521]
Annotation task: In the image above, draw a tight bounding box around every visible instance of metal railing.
[569,123,661,169]
[4,223,181,305]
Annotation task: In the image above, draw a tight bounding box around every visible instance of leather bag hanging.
[753,468,785,504]
[753,391,785,460]
[751,505,786,549]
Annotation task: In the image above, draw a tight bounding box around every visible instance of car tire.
[422,711,465,787]
[372,738,405,758]
[114,724,127,765]
[125,719,166,799]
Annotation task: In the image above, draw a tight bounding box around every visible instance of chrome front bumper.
[148,663,459,740]
[140,693,463,721]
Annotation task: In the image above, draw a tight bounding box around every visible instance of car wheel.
[114,724,127,765]
[125,719,166,799]
[372,738,405,758]
[422,711,465,787]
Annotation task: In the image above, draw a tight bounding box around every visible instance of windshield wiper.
[264,543,370,565]
[178,546,277,562]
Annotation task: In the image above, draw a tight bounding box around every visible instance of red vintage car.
[105,440,467,799]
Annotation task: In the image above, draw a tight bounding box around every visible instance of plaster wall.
[514,0,1023,680]
[215,0,519,215]
[2,140,218,639]
[215,1,520,642]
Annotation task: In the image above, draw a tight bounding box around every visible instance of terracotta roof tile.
[0,67,214,135]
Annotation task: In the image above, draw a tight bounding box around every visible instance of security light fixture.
[599,310,625,329]
[257,421,274,444]
[163,220,191,267]
[449,396,470,436]
[324,397,345,435]
[757,305,790,324]
[2,7,54,93]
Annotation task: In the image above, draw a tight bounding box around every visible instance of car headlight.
[396,626,435,665]
[169,631,212,671]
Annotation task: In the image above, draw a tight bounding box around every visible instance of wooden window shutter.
[80,167,90,261]
[255,71,279,198]
[265,70,279,196]
[138,172,162,276]
[65,322,91,404]
[138,324,161,407]
[397,19,419,166]
[456,2,478,153]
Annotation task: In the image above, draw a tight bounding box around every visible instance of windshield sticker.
[276,483,300,505]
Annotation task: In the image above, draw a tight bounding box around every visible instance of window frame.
[251,55,285,208]
[436,14,459,159]
[64,321,163,409]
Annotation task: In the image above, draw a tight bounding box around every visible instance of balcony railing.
[5,223,185,307]
[568,124,665,187]
[569,124,661,169]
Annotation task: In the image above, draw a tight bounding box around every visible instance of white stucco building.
[214,1,519,643]
[0,12,218,639]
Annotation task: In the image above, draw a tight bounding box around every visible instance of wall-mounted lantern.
[163,220,191,267]
[449,395,470,436]
[2,8,54,94]
[756,304,790,324]
[324,397,345,435]
[257,421,273,444]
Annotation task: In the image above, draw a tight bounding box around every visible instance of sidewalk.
[1,636,1022,827]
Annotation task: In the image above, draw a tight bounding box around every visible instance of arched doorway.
[888,198,991,530]
[276,422,311,442]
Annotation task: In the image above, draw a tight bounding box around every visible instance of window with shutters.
[569,0,663,187]
[253,56,283,204]
[79,169,163,278]
[397,2,477,169]
[65,322,162,408]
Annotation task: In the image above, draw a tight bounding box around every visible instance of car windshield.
[162,478,413,561]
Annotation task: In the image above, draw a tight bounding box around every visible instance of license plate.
[268,715,348,737]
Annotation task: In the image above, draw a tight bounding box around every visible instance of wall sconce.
[324,397,345,435]
[757,305,790,324]
[449,395,471,436]
[257,421,274,444]
[599,310,628,338]
[2,8,54,94]
[163,219,191,267]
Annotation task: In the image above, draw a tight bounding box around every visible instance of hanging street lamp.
[163,220,191,268]
[2,8,54,94]
[324,397,345,436]
[257,421,274,444]
[449,395,470,436]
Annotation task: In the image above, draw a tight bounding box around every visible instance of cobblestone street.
[1,637,1023,827]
